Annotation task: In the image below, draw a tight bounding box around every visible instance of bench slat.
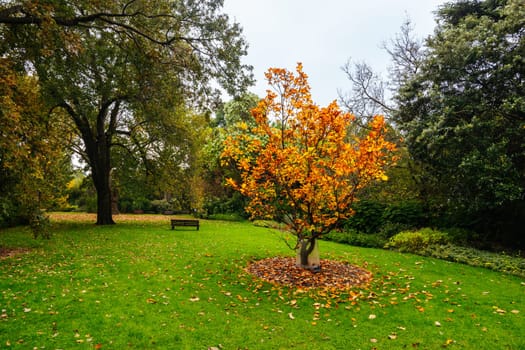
[171,219,199,230]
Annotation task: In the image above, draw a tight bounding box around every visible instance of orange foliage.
[222,63,397,240]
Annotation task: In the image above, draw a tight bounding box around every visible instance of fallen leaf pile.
[246,257,372,290]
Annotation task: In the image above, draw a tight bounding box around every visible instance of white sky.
[223,0,448,106]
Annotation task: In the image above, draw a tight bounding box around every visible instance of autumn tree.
[222,64,397,270]
[0,58,71,235]
[0,0,253,224]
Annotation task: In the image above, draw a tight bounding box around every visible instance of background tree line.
[338,0,524,249]
[1,0,523,249]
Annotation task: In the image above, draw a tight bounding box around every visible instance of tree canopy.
[0,0,253,224]
[394,0,524,236]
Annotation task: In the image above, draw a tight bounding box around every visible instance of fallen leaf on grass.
[369,314,376,319]
[146,298,157,304]
[288,312,295,320]
[443,339,454,347]
[189,297,200,302]
[494,308,506,314]
[388,333,397,340]
[511,310,519,314]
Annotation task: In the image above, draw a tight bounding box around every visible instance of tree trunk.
[62,100,120,225]
[296,237,320,271]
[95,181,115,225]
[86,126,115,225]
[92,156,115,225]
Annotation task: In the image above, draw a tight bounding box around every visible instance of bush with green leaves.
[385,227,525,277]
[421,244,525,277]
[384,228,451,253]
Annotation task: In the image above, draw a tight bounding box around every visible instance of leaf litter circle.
[246,256,372,290]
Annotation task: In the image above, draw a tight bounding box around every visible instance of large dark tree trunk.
[70,100,119,226]
[92,164,115,225]
[91,125,115,225]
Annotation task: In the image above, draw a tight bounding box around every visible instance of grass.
[0,213,523,349]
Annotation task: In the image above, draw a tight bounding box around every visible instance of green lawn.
[1,213,523,349]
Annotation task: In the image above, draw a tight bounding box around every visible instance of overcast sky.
[223,0,448,106]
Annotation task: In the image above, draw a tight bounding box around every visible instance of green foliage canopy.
[395,0,525,228]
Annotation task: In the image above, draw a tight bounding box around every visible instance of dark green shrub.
[203,192,248,218]
[29,210,51,239]
[85,196,97,213]
[0,198,18,228]
[378,222,415,238]
[383,201,427,226]
[207,213,245,221]
[132,197,151,212]
[344,232,387,248]
[441,227,478,245]
[150,199,179,214]
[324,230,386,248]
[345,201,386,234]
[324,231,350,244]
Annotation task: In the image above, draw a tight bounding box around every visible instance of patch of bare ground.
[0,247,31,260]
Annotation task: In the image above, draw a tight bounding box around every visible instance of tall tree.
[395,0,525,240]
[222,64,397,270]
[0,0,253,224]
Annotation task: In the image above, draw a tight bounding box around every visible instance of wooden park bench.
[171,219,199,231]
